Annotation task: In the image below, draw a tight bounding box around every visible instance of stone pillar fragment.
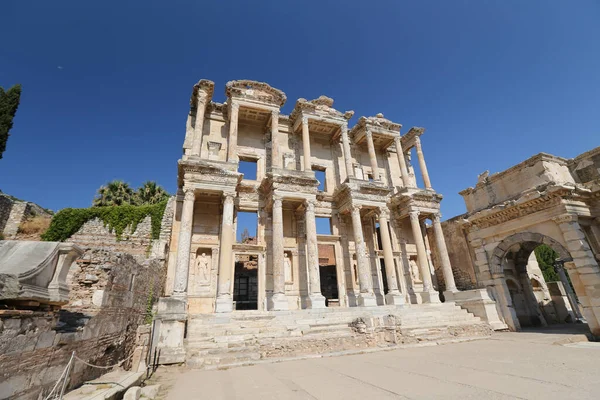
[301,116,311,172]
[191,91,208,156]
[173,189,195,296]
[378,209,404,305]
[394,136,410,187]
[305,200,326,308]
[269,196,288,310]
[215,193,235,312]
[366,130,379,181]
[340,124,354,180]
[351,205,376,306]
[227,103,239,162]
[414,136,432,190]
[271,110,281,168]
[409,211,439,303]
[431,213,458,296]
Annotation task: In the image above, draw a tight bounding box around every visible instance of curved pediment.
[225,80,287,107]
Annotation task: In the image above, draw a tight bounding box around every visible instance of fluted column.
[414,136,432,190]
[173,189,196,296]
[305,200,326,308]
[227,103,239,162]
[191,91,208,156]
[351,205,376,306]
[340,123,354,180]
[301,116,311,172]
[365,130,379,181]
[431,213,457,295]
[215,193,235,312]
[409,211,439,303]
[379,209,404,305]
[394,137,410,187]
[269,195,289,310]
[271,110,281,169]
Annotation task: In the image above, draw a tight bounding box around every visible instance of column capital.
[414,135,422,147]
[273,195,283,207]
[409,210,420,221]
[271,109,279,118]
[365,129,373,138]
[304,199,316,212]
[432,212,442,223]
[222,192,235,203]
[378,206,390,220]
[183,188,196,202]
[301,115,309,125]
[351,204,362,213]
[230,102,240,112]
[553,214,578,224]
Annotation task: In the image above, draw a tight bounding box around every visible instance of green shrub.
[41,199,168,242]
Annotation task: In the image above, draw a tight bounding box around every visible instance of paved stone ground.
[153,327,600,399]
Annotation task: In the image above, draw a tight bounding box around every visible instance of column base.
[420,291,441,304]
[443,290,458,302]
[155,297,187,365]
[385,291,405,306]
[358,292,377,307]
[215,295,234,313]
[306,293,327,309]
[268,293,289,311]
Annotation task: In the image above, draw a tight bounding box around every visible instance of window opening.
[316,217,332,235]
[238,158,258,180]
[237,211,258,244]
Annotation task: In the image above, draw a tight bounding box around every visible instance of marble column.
[409,211,439,303]
[351,205,376,306]
[301,116,311,172]
[340,123,354,180]
[305,200,326,308]
[191,91,208,156]
[378,209,404,305]
[269,196,289,310]
[366,130,379,181]
[271,110,281,169]
[431,213,458,296]
[227,103,239,163]
[215,193,235,312]
[173,189,196,296]
[414,136,432,190]
[394,136,410,187]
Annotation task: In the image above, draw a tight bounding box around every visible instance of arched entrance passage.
[489,232,581,331]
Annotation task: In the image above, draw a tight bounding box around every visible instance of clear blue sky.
[1,1,599,220]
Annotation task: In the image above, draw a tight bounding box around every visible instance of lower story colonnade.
[167,189,460,314]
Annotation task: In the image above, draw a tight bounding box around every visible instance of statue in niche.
[409,258,422,283]
[284,253,293,283]
[196,252,211,283]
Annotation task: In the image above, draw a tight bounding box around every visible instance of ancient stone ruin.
[154,79,494,366]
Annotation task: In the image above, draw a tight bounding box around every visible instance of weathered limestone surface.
[434,147,600,336]
[155,78,484,366]
[0,193,52,239]
[0,249,166,400]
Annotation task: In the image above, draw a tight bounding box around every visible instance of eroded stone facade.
[437,148,600,336]
[155,79,482,364]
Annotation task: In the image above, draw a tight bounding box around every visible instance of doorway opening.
[318,244,339,306]
[233,254,258,310]
[380,258,389,294]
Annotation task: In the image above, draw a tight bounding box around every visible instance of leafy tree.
[93,180,136,207]
[135,181,170,205]
[0,84,22,159]
[534,244,560,282]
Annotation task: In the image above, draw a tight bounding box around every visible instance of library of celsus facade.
[155,79,491,365]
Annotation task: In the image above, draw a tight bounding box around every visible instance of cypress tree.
[0,84,22,159]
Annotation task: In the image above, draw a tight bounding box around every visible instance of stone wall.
[0,249,166,400]
[68,197,175,260]
[0,193,52,238]
[427,216,477,292]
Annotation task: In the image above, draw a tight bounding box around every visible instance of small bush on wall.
[41,200,168,242]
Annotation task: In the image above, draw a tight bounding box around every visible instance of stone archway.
[490,232,574,330]
[490,232,572,276]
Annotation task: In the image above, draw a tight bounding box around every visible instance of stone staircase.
[184,302,489,369]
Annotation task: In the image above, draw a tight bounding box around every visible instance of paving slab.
[155,329,600,400]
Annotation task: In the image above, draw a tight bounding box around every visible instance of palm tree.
[135,181,170,205]
[93,180,136,207]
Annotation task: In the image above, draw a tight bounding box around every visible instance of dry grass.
[18,216,51,235]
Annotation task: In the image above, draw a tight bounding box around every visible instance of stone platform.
[182,302,491,369]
